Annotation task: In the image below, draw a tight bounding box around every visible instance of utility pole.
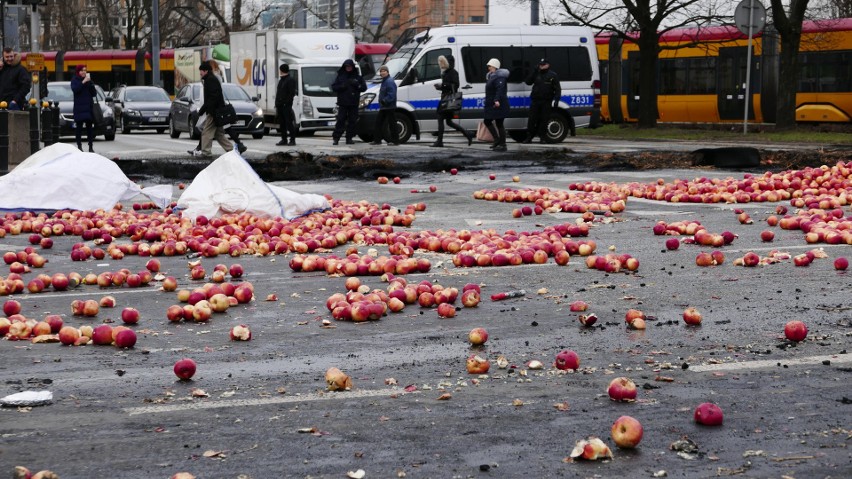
[530,0,539,26]
[337,0,345,29]
[29,0,38,51]
[152,0,161,87]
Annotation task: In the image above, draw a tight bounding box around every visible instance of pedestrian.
[483,58,509,152]
[70,65,97,152]
[330,59,366,145]
[370,65,399,146]
[524,58,571,143]
[275,63,297,146]
[431,55,473,147]
[0,47,32,110]
[189,61,245,158]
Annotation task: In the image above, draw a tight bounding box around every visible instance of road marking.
[124,387,408,416]
[689,354,852,372]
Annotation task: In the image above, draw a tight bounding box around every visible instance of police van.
[357,24,601,144]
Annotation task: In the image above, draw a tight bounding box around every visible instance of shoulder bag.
[213,101,237,127]
[438,91,463,113]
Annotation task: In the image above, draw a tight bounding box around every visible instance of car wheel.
[157,128,166,134]
[169,117,180,138]
[120,116,131,134]
[544,113,569,143]
[189,117,201,140]
[252,133,264,139]
[386,113,412,143]
[104,131,116,141]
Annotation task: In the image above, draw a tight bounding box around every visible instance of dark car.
[107,85,172,134]
[38,81,115,141]
[169,82,264,140]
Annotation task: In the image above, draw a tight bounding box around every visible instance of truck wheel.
[544,113,570,143]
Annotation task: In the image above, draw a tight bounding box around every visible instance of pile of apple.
[290,253,431,276]
[167,281,255,322]
[473,185,628,214]
[582,253,640,273]
[325,277,480,322]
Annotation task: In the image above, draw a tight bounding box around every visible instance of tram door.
[718,47,756,120]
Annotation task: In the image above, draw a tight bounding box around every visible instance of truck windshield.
[302,66,338,97]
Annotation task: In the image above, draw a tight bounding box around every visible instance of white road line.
[124,387,408,416]
[689,354,852,372]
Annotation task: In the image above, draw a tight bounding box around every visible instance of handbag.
[213,102,237,127]
[438,91,463,112]
[476,121,493,142]
[91,99,104,125]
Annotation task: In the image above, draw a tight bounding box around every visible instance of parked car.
[107,85,172,134]
[169,82,264,140]
[38,81,115,141]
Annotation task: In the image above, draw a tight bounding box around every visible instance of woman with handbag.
[70,65,96,152]
[483,58,509,151]
[432,55,473,147]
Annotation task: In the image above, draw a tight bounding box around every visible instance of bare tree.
[769,0,811,130]
[195,0,265,40]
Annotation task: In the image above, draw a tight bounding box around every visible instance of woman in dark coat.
[431,55,472,147]
[70,64,97,152]
[483,58,509,151]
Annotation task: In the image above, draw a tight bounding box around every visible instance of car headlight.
[254,108,262,117]
[125,109,141,116]
[358,93,375,109]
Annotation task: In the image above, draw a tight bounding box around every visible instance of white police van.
[357,24,601,144]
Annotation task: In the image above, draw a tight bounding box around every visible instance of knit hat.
[379,65,389,73]
[199,61,212,72]
[75,64,86,74]
[486,58,500,69]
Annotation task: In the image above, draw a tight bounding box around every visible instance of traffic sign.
[734,0,766,36]
[25,52,44,72]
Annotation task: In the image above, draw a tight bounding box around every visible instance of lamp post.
[152,0,161,87]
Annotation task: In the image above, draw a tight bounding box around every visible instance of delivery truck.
[230,29,356,135]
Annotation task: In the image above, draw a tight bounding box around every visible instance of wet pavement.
[1,138,851,478]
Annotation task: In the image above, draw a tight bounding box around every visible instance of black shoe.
[88,145,94,153]
[493,144,507,152]
[333,139,339,145]
[521,138,532,144]
[276,140,287,146]
[77,143,83,150]
[430,141,443,147]
[346,139,355,145]
[489,144,498,150]
[288,139,296,146]
[237,143,247,154]
[370,141,382,145]
[466,132,473,146]
[570,130,576,137]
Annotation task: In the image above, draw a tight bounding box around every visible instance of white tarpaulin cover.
[0,143,172,211]
[176,149,330,221]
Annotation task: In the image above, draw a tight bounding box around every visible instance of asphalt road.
[1,139,851,478]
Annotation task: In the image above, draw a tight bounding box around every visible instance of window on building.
[470,16,484,23]
[93,36,103,47]
[84,16,97,27]
[206,18,219,28]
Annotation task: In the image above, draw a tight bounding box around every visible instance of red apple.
[468,327,488,345]
[665,238,680,250]
[3,299,21,316]
[834,257,849,271]
[91,324,114,345]
[44,314,63,333]
[611,415,643,448]
[173,358,197,380]
[146,259,161,272]
[555,349,580,370]
[682,307,702,325]
[760,230,775,242]
[466,355,490,374]
[99,295,116,308]
[120,307,140,324]
[784,320,808,342]
[694,402,724,426]
[450,168,458,175]
[437,303,456,318]
[58,326,80,345]
[166,305,184,322]
[607,377,638,402]
[82,299,100,317]
[114,328,137,348]
[578,313,598,326]
[228,263,244,278]
[569,300,588,312]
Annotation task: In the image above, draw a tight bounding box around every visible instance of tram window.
[688,58,716,94]
[817,51,852,92]
[660,59,687,94]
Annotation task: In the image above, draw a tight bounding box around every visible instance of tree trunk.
[636,32,659,128]
[775,33,802,129]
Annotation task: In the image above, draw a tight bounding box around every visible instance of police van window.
[410,48,451,83]
[548,47,593,81]
[462,47,534,83]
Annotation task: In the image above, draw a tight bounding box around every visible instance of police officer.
[275,63,297,146]
[523,58,574,143]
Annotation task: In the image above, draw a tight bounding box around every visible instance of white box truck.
[230,29,356,134]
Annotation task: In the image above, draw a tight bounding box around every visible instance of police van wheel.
[389,114,412,144]
[545,114,569,143]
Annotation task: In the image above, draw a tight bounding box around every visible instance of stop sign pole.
[735,0,766,134]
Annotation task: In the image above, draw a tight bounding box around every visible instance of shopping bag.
[438,92,463,112]
[476,121,493,142]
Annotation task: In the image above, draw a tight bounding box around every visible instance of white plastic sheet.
[0,143,171,211]
[176,149,330,222]
[0,390,53,407]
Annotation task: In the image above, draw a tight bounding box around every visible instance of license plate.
[149,117,166,123]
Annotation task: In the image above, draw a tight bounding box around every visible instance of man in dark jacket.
[0,48,32,110]
[275,63,297,146]
[370,65,399,146]
[523,58,573,143]
[330,59,366,145]
[191,61,245,157]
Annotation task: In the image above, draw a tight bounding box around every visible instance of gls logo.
[310,44,341,51]
[237,58,267,87]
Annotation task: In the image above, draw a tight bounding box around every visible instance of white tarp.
[0,143,172,211]
[176,149,330,221]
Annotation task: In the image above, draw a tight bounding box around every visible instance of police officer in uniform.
[523,58,574,143]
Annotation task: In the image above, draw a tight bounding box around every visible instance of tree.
[551,0,727,128]
[287,0,430,43]
[769,0,810,129]
[195,0,264,40]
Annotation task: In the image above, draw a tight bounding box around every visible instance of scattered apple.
[694,402,724,426]
[466,355,490,374]
[784,320,808,342]
[173,358,197,380]
[682,307,702,325]
[120,307,140,325]
[114,328,137,348]
[611,415,643,448]
[230,324,252,341]
[468,327,488,345]
[607,377,638,402]
[554,349,580,370]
